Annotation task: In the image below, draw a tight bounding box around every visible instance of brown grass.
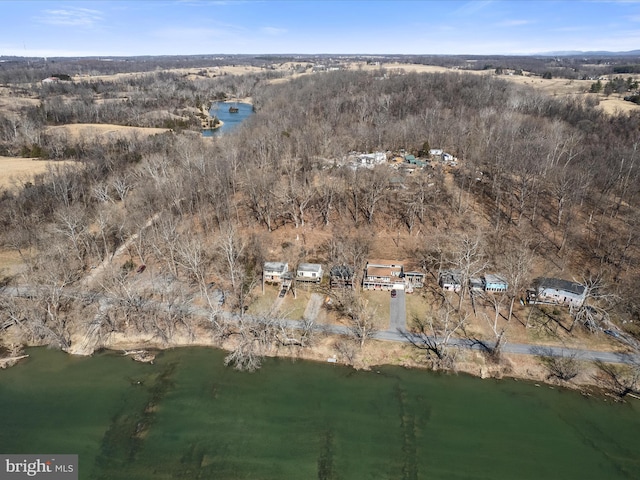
[45,123,170,142]
[0,156,77,190]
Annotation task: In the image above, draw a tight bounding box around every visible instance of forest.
[1,55,639,388]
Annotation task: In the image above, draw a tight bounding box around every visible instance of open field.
[0,156,76,189]
[45,123,170,141]
[72,65,267,83]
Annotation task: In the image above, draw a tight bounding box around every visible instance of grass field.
[0,156,76,190]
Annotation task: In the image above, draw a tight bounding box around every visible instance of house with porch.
[263,262,288,284]
[403,262,426,292]
[528,277,586,307]
[296,263,323,284]
[362,260,404,291]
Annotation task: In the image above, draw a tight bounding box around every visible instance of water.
[0,347,639,479]
[202,101,253,136]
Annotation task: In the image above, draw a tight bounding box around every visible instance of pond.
[202,101,253,136]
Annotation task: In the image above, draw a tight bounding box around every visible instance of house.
[429,149,443,156]
[330,264,354,289]
[296,263,323,284]
[363,260,404,291]
[263,262,288,283]
[483,274,508,292]
[357,152,387,166]
[404,270,426,289]
[439,270,462,292]
[529,277,586,307]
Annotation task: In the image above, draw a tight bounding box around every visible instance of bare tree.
[478,291,508,361]
[592,360,640,398]
[570,272,618,333]
[224,316,277,372]
[331,290,378,348]
[501,242,534,322]
[453,233,489,309]
[534,347,581,382]
[403,304,467,369]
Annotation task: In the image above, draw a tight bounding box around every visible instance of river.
[202,101,253,136]
[0,347,638,479]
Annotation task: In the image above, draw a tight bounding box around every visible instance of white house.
[263,262,288,283]
[296,263,323,283]
[429,149,443,156]
[530,278,587,307]
[357,152,387,166]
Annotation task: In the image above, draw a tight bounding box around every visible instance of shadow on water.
[93,362,177,479]
[1,348,640,480]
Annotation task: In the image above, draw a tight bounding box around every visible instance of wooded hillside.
[1,61,639,372]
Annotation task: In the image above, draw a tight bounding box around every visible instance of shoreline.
[33,326,624,396]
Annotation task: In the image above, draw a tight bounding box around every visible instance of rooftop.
[536,277,585,296]
[297,263,322,273]
[484,274,507,285]
[264,262,288,273]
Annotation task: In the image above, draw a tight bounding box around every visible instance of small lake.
[202,101,253,136]
[0,347,639,479]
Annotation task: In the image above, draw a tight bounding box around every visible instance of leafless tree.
[403,304,467,369]
[592,360,640,398]
[570,272,618,333]
[501,242,534,322]
[224,316,277,372]
[534,347,581,382]
[330,290,378,348]
[453,233,489,309]
[469,290,508,362]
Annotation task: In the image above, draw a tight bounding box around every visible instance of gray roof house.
[263,262,289,283]
[296,263,323,283]
[530,277,587,308]
[439,270,462,292]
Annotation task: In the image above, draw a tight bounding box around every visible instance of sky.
[1,0,640,57]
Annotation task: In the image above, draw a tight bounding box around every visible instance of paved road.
[374,328,639,365]
[3,285,639,365]
[389,289,407,332]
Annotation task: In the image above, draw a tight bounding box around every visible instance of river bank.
[37,324,626,396]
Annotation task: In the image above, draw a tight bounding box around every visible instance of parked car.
[391,289,397,298]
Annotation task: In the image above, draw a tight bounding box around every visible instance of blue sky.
[1,1,640,57]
